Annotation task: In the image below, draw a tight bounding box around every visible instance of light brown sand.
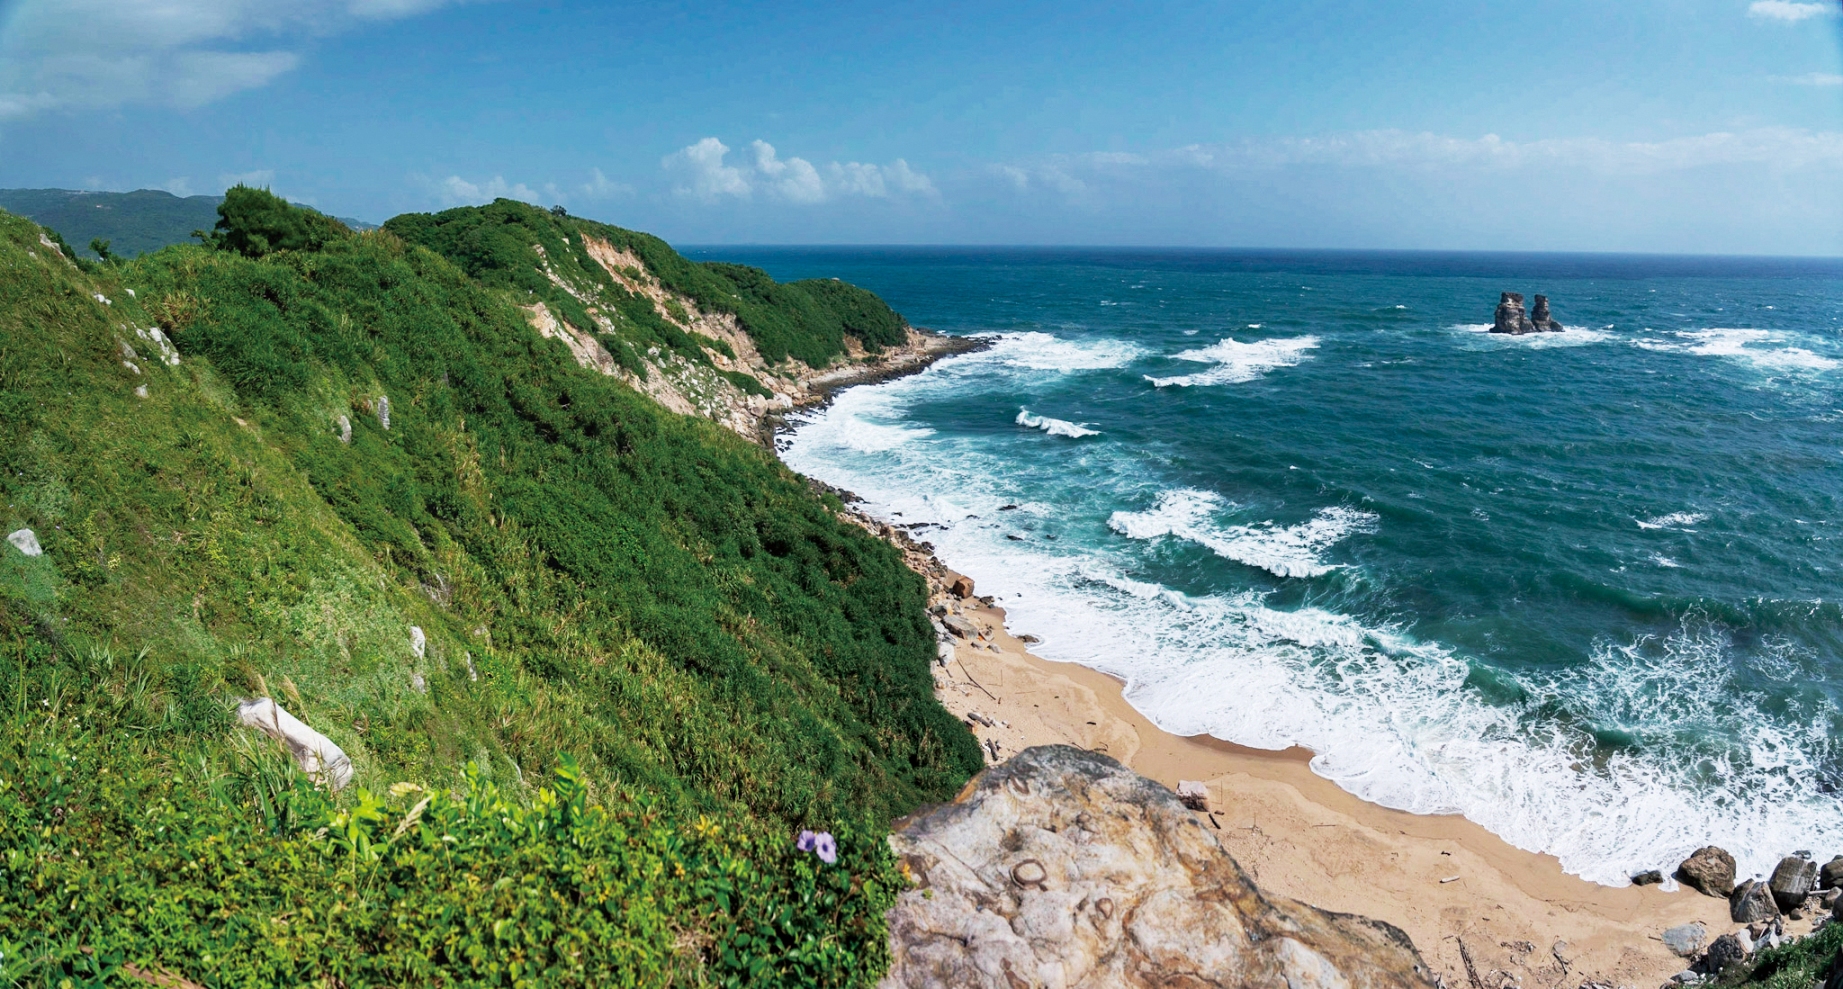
[927,588,1786,989]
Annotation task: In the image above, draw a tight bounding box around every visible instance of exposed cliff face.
[524,235,969,440]
[882,745,1438,989]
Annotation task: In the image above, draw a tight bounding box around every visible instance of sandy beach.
[925,578,1775,989]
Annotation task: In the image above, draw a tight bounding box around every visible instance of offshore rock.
[1529,294,1563,331]
[881,745,1436,989]
[1731,880,1780,924]
[1491,293,1536,335]
[1769,855,1818,911]
[1677,846,1737,898]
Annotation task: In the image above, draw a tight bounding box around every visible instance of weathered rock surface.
[1677,846,1737,898]
[1632,870,1665,886]
[236,697,354,790]
[1821,856,1843,890]
[1490,292,1563,335]
[1706,932,1748,972]
[1769,855,1817,911]
[1528,295,1563,332]
[6,528,42,558]
[1662,922,1706,958]
[942,615,982,639]
[1176,780,1211,811]
[1731,880,1780,924]
[950,575,976,599]
[881,745,1436,989]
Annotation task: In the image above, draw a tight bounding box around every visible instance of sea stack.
[1491,292,1563,334]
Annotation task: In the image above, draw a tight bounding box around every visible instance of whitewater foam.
[1016,408,1100,438]
[985,331,1144,372]
[1107,488,1376,579]
[1145,335,1319,388]
[1452,323,1611,348]
[1637,512,1709,531]
[1635,329,1840,373]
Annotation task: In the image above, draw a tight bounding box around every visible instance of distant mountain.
[0,187,375,259]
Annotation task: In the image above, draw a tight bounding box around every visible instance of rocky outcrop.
[1677,846,1737,898]
[236,697,354,790]
[1490,293,1563,335]
[1730,879,1779,924]
[1769,855,1817,911]
[880,745,1436,989]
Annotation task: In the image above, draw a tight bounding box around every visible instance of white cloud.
[0,0,461,119]
[1779,72,1843,85]
[159,177,195,197]
[1747,0,1834,20]
[219,168,276,188]
[663,137,939,206]
[435,174,544,207]
[581,167,632,199]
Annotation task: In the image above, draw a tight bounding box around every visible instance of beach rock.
[1771,856,1818,911]
[236,697,354,790]
[881,745,1437,989]
[1732,880,1781,924]
[1491,292,1537,335]
[1678,846,1738,898]
[1663,923,1707,958]
[1176,780,1210,811]
[1670,970,1703,984]
[942,615,980,639]
[1529,295,1563,332]
[1820,856,1843,890]
[949,575,975,599]
[6,528,42,558]
[1633,870,1666,886]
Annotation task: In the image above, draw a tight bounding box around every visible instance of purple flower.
[813,831,837,865]
[796,829,818,853]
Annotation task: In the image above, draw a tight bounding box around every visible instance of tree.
[206,185,348,258]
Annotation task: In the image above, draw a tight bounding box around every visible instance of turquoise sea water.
[695,247,1843,886]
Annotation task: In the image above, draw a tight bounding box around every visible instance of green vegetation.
[0,188,375,260]
[385,199,910,368]
[0,194,974,985]
[1720,921,1843,989]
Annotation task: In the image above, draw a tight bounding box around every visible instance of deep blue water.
[692,247,1843,885]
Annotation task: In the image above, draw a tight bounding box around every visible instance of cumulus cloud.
[663,137,938,205]
[0,0,461,119]
[435,174,545,207]
[1747,0,1835,20]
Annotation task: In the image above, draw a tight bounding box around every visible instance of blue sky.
[1,0,1840,252]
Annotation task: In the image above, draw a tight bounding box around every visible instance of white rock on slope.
[236,697,354,790]
[6,528,42,557]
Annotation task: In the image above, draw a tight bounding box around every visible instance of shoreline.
[758,328,988,447]
[771,335,1773,986]
[926,580,1751,988]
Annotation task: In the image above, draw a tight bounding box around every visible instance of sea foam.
[1635,329,1840,373]
[987,331,1144,372]
[1107,488,1376,579]
[1017,408,1100,438]
[1145,335,1318,387]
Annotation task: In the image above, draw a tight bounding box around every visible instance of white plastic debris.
[236,697,354,790]
[6,528,43,557]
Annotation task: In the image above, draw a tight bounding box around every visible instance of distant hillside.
[0,187,375,259]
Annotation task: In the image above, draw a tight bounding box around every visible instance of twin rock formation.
[881,745,1435,989]
[1491,293,1564,335]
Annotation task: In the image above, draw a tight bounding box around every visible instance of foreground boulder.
[1770,855,1818,911]
[881,745,1436,989]
[1731,879,1780,924]
[1678,846,1737,898]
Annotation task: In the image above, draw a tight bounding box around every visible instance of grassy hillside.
[386,200,909,368]
[0,188,374,260]
[0,192,978,985]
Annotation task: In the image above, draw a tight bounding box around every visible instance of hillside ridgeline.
[0,188,978,986]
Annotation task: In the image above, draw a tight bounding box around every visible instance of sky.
[0,0,1840,253]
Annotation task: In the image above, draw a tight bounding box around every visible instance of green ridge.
[0,189,978,986]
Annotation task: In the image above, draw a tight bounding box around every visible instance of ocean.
[691,246,1843,887]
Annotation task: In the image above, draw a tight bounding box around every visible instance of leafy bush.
[204,185,350,258]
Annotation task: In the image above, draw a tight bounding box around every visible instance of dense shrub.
[205,185,350,258]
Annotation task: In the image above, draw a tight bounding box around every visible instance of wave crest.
[1145,335,1318,387]
[1017,408,1100,438]
[1108,488,1376,579]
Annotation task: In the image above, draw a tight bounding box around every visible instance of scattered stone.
[935,642,953,667]
[941,615,980,639]
[94,293,110,306]
[1175,780,1211,812]
[1732,879,1781,924]
[135,385,148,399]
[337,415,352,444]
[376,394,391,430]
[948,575,975,599]
[409,625,426,659]
[1771,855,1818,911]
[410,671,427,694]
[6,528,43,558]
[882,745,1436,989]
[1670,970,1702,984]
[1019,633,1041,644]
[464,651,479,682]
[1678,846,1738,898]
[1662,922,1706,958]
[236,697,354,790]
[1633,870,1666,886]
[1820,856,1843,890]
